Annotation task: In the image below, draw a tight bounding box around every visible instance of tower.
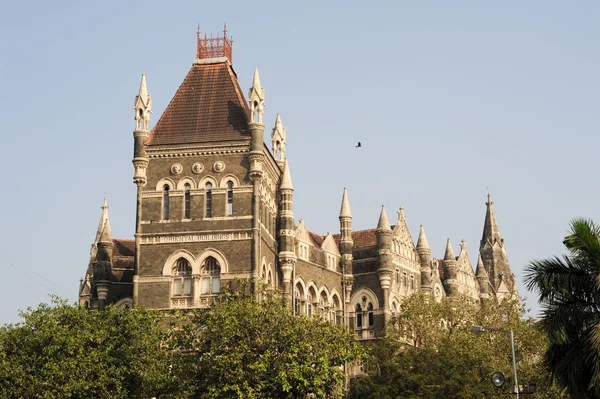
[479,194,517,295]
[339,188,354,325]
[132,74,151,301]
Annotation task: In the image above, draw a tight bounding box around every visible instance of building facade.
[79,29,518,338]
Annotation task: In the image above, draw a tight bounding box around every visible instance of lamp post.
[471,325,519,399]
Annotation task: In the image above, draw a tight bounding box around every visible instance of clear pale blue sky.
[0,1,598,323]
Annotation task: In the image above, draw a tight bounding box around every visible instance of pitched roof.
[146,61,251,146]
[333,228,380,249]
[113,239,135,258]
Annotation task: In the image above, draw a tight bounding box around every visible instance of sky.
[0,0,598,323]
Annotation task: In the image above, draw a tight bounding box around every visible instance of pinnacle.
[280,159,293,190]
[339,188,352,218]
[252,68,262,90]
[481,193,502,249]
[416,225,430,250]
[475,254,488,278]
[444,238,455,261]
[377,205,391,231]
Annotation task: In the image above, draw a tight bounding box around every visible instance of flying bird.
[356,142,362,148]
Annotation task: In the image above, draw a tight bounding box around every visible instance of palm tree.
[525,218,600,398]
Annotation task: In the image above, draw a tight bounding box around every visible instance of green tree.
[349,293,567,399]
[525,218,600,398]
[174,289,364,399]
[0,296,188,399]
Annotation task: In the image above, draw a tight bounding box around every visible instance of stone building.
[79,28,517,338]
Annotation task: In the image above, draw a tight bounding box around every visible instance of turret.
[475,254,490,300]
[248,68,265,181]
[133,74,151,186]
[92,200,114,310]
[442,238,459,296]
[376,205,393,320]
[416,225,432,292]
[339,188,354,312]
[278,159,297,301]
[271,114,286,165]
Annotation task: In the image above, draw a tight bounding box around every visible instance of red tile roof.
[113,239,135,258]
[146,61,251,146]
[308,231,325,248]
[332,228,378,249]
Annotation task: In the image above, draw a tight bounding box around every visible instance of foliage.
[0,290,363,399]
[525,218,600,398]
[173,288,365,399]
[0,296,186,399]
[348,293,568,399]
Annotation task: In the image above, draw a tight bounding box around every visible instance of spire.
[248,68,265,123]
[480,193,503,249]
[377,205,391,231]
[475,254,488,278]
[134,74,152,131]
[93,197,110,248]
[280,158,293,190]
[271,114,287,161]
[99,216,112,245]
[444,238,455,261]
[416,225,430,250]
[340,188,352,218]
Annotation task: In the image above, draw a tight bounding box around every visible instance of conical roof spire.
[377,205,391,230]
[416,225,430,250]
[444,238,455,261]
[93,197,110,246]
[339,188,352,218]
[280,159,293,190]
[252,68,262,90]
[475,254,488,278]
[137,74,149,106]
[480,193,503,249]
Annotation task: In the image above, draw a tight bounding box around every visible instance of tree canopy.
[0,290,363,399]
[526,218,600,398]
[348,293,567,399]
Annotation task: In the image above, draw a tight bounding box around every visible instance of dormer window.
[298,243,309,260]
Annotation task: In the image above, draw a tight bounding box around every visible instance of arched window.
[355,303,363,328]
[226,181,233,216]
[306,293,313,317]
[184,184,191,219]
[201,257,220,294]
[367,302,374,327]
[205,183,213,218]
[356,297,375,329]
[172,258,192,296]
[162,185,170,220]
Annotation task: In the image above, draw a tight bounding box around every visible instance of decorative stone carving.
[171,163,183,175]
[192,162,204,174]
[213,161,225,172]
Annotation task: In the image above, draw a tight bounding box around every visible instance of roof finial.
[397,207,405,222]
[444,238,455,261]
